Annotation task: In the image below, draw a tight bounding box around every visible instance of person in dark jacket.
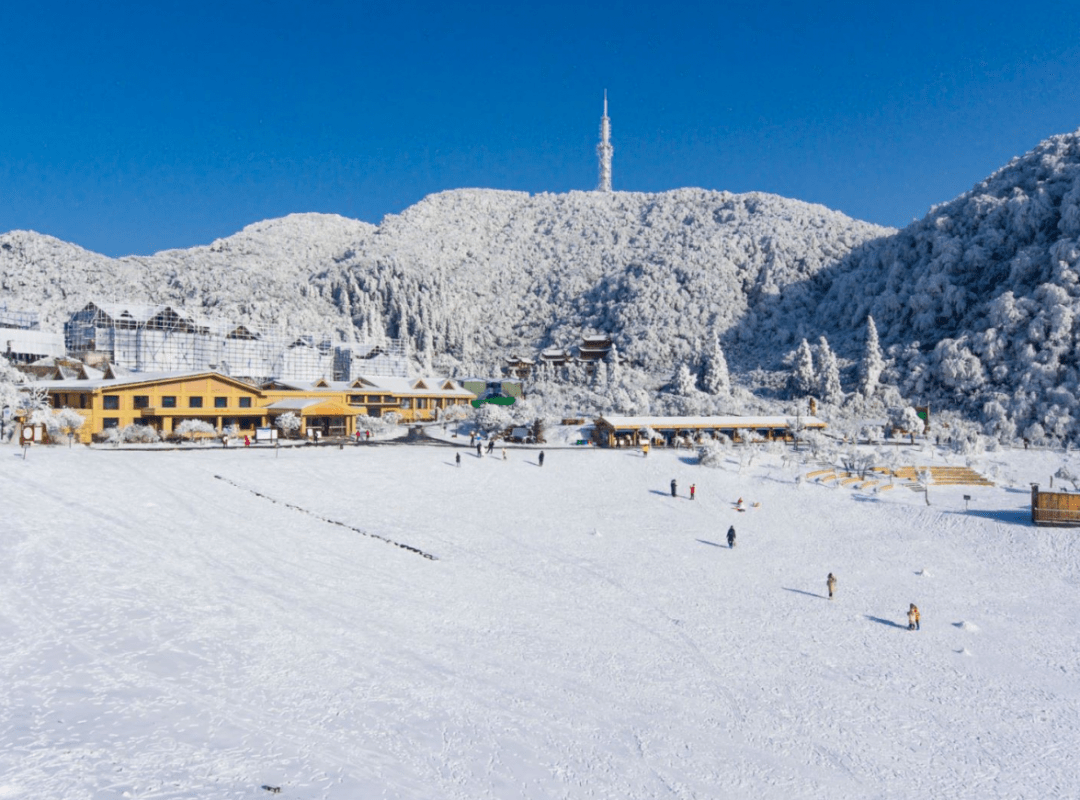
[671,479,678,498]
[539,450,545,467]
[456,452,461,466]
[727,526,736,548]
[476,442,482,457]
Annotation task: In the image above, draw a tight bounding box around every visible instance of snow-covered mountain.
[0,189,890,374]
[755,127,1080,443]
[11,127,1080,442]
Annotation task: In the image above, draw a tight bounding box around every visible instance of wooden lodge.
[593,415,826,448]
[23,370,475,443]
[1031,484,1080,527]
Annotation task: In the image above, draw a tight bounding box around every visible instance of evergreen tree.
[674,362,698,396]
[817,336,843,404]
[701,336,731,396]
[859,315,885,397]
[790,338,816,397]
[606,343,621,389]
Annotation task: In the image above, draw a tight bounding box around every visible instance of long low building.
[594,414,826,447]
[28,370,476,443]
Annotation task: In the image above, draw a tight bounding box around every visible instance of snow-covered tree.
[817,336,843,404]
[176,419,217,440]
[859,316,885,397]
[0,357,25,416]
[701,336,731,396]
[790,339,816,397]
[674,362,698,396]
[274,412,301,438]
[29,408,62,439]
[438,404,470,423]
[473,404,512,437]
[56,408,86,444]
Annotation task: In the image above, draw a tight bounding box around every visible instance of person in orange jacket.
[908,603,920,631]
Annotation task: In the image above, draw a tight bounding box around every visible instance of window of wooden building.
[103,395,120,410]
[214,397,228,408]
[162,396,177,408]
[238,397,252,408]
[133,396,150,409]
[189,396,203,408]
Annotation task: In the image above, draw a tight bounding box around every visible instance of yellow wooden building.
[29,370,476,443]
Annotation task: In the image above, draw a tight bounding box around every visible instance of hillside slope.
[754,128,1080,442]
[0,190,890,375]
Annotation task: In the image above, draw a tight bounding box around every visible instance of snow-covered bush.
[29,408,63,439]
[889,407,926,436]
[472,404,512,437]
[56,408,86,442]
[382,411,403,427]
[439,404,470,422]
[274,412,301,438]
[176,419,217,441]
[697,439,730,469]
[119,424,161,444]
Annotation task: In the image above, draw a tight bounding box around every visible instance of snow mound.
[953,620,981,633]
[916,568,932,577]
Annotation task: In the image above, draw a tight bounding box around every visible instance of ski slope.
[2,440,1079,799]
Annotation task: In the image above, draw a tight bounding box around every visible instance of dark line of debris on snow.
[213,474,438,561]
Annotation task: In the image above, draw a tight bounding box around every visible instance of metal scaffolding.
[64,302,408,381]
[0,302,40,331]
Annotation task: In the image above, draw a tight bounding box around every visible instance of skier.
[726,525,736,548]
[690,484,696,500]
[827,573,837,600]
[539,450,545,467]
[671,479,678,498]
[456,452,461,466]
[476,442,482,458]
[908,603,920,631]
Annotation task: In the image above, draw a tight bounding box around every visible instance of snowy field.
[2,440,1080,799]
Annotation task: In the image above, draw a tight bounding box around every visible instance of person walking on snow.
[456,452,461,466]
[476,442,482,458]
[539,451,545,467]
[827,573,837,600]
[908,603,920,630]
[671,479,678,498]
[501,447,507,460]
[727,526,736,548]
[487,439,495,454]
[690,484,696,500]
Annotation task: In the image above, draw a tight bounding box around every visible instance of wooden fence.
[1031,484,1080,527]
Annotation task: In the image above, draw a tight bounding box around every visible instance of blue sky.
[3,1,1080,257]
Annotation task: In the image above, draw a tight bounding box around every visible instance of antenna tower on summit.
[597,91,613,192]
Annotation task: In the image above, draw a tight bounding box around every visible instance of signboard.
[255,427,278,442]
